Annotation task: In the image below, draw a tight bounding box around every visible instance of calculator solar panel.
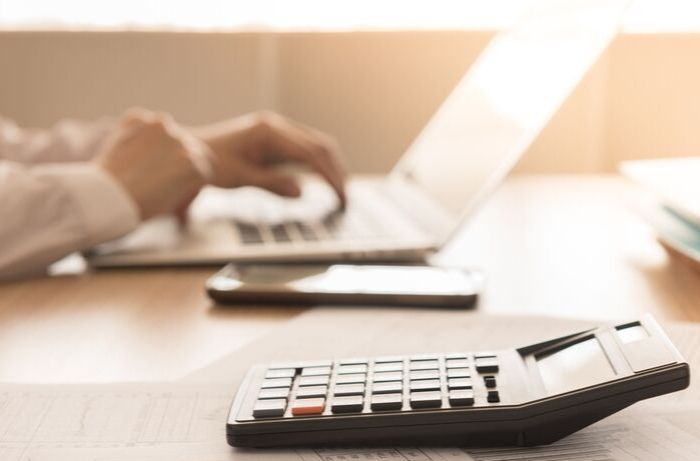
[226,316,689,448]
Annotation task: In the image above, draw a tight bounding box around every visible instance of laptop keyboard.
[233,208,382,245]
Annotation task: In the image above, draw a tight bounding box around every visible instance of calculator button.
[268,362,300,370]
[446,359,469,369]
[487,390,500,403]
[371,393,403,411]
[448,378,473,390]
[409,379,441,392]
[338,357,368,365]
[301,366,331,376]
[484,376,497,388]
[338,364,368,375]
[447,368,471,379]
[336,373,366,385]
[475,358,499,373]
[374,355,404,363]
[299,375,330,387]
[258,388,289,400]
[265,368,296,379]
[373,371,403,382]
[331,395,364,413]
[372,381,403,394]
[334,383,365,396]
[296,385,328,399]
[445,353,468,360]
[374,362,403,373]
[409,360,439,371]
[410,353,441,361]
[299,360,333,368]
[410,391,443,409]
[253,399,287,418]
[409,370,440,381]
[291,398,325,416]
[261,378,293,389]
[449,390,475,406]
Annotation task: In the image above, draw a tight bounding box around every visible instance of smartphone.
[206,264,481,308]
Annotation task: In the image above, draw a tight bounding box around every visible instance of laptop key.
[269,224,291,243]
[234,222,264,245]
[291,222,318,241]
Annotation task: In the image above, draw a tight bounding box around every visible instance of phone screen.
[210,264,479,296]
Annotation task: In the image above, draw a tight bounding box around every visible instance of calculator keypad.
[250,352,503,419]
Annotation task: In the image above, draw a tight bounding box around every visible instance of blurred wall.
[0,30,699,174]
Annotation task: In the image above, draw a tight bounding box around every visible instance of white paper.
[3,310,698,461]
[0,383,229,460]
[11,400,700,460]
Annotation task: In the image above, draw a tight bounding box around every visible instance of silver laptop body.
[89,0,628,267]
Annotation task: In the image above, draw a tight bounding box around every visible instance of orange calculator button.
[291,398,325,416]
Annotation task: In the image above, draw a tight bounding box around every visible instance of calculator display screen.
[536,336,616,395]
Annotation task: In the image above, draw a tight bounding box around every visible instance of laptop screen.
[392,0,629,237]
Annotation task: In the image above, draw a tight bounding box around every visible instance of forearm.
[0,161,139,280]
[0,116,115,164]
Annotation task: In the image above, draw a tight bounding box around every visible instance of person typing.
[0,109,346,279]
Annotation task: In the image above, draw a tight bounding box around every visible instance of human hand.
[193,111,347,207]
[95,109,207,221]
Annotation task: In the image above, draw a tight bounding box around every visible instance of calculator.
[226,315,689,447]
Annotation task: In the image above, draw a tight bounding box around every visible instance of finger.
[289,120,349,177]
[121,107,157,127]
[262,119,347,206]
[242,165,302,198]
[174,187,200,227]
[281,118,349,185]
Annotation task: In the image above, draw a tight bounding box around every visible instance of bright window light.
[0,0,699,32]
[0,0,530,31]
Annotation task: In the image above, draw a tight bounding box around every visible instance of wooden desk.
[1,175,698,384]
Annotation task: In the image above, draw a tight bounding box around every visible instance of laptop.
[88,0,629,268]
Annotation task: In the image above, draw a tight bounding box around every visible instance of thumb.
[174,187,201,227]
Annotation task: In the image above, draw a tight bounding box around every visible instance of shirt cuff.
[36,163,141,247]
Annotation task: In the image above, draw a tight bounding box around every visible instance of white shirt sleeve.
[0,115,114,164]
[0,117,140,279]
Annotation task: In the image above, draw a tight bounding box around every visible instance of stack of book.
[621,157,700,264]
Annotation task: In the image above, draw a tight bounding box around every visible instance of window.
[1,0,699,32]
